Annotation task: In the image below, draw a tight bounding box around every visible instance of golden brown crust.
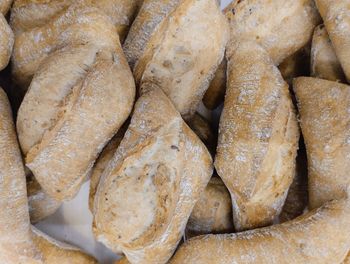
[315,0,350,82]
[215,41,299,231]
[310,24,346,82]
[170,197,350,264]
[294,77,350,209]
[93,87,213,264]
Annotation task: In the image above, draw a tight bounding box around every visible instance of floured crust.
[134,0,229,119]
[310,24,346,82]
[170,197,350,264]
[93,87,213,264]
[215,41,299,231]
[225,0,321,65]
[0,1,14,70]
[186,177,233,237]
[294,77,350,209]
[315,0,350,82]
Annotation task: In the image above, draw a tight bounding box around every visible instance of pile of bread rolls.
[0,0,349,263]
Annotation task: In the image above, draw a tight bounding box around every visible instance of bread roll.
[226,0,321,65]
[134,0,229,119]
[311,24,346,82]
[294,77,350,209]
[315,0,350,82]
[93,87,213,264]
[0,88,97,263]
[0,0,13,70]
[186,177,233,237]
[170,197,350,264]
[18,43,135,201]
[215,41,299,231]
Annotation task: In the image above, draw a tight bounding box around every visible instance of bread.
[0,88,97,263]
[11,0,141,88]
[310,24,346,82]
[215,41,299,231]
[89,122,128,212]
[18,41,135,201]
[93,86,213,264]
[294,77,350,209]
[170,196,350,264]
[134,0,229,119]
[315,0,350,82]
[226,0,321,65]
[0,0,13,70]
[186,177,233,237]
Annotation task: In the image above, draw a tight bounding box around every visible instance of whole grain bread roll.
[0,88,97,263]
[134,0,229,119]
[186,176,234,237]
[93,86,213,264]
[0,0,13,70]
[310,24,346,82]
[170,196,350,264]
[294,77,350,209]
[215,41,299,231]
[315,0,350,82]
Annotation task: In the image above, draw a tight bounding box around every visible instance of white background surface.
[36,1,233,263]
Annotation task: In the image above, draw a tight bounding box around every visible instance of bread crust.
[215,41,299,231]
[93,87,213,264]
[0,0,13,70]
[315,0,350,82]
[170,197,350,264]
[294,77,350,209]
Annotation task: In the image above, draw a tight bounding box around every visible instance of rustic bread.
[215,41,299,231]
[170,196,350,264]
[0,0,13,70]
[294,77,350,209]
[93,86,213,264]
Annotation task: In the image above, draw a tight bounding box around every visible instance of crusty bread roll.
[11,0,142,88]
[170,196,350,264]
[134,0,229,119]
[294,77,350,209]
[0,0,13,70]
[0,88,97,263]
[315,0,350,82]
[311,24,346,82]
[226,0,321,65]
[186,177,233,237]
[18,42,135,201]
[215,41,300,231]
[93,86,213,264]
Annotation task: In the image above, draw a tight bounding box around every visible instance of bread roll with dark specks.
[215,41,300,231]
[19,43,135,201]
[186,177,234,237]
[311,24,346,82]
[134,0,229,119]
[0,0,13,70]
[170,197,350,264]
[225,0,321,65]
[0,88,97,263]
[93,87,213,264]
[315,0,350,82]
[294,77,350,209]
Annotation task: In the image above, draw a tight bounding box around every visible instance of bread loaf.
[0,0,13,70]
[93,86,213,264]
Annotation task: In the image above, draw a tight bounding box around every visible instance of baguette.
[294,77,350,209]
[315,0,350,82]
[310,24,346,82]
[134,0,229,119]
[93,86,213,264]
[170,196,350,264]
[0,0,13,70]
[215,41,299,231]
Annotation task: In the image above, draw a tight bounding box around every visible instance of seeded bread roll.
[315,0,350,82]
[134,0,229,119]
[215,41,299,231]
[294,77,350,209]
[93,87,213,264]
[310,24,346,82]
[0,0,13,70]
[170,196,350,264]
